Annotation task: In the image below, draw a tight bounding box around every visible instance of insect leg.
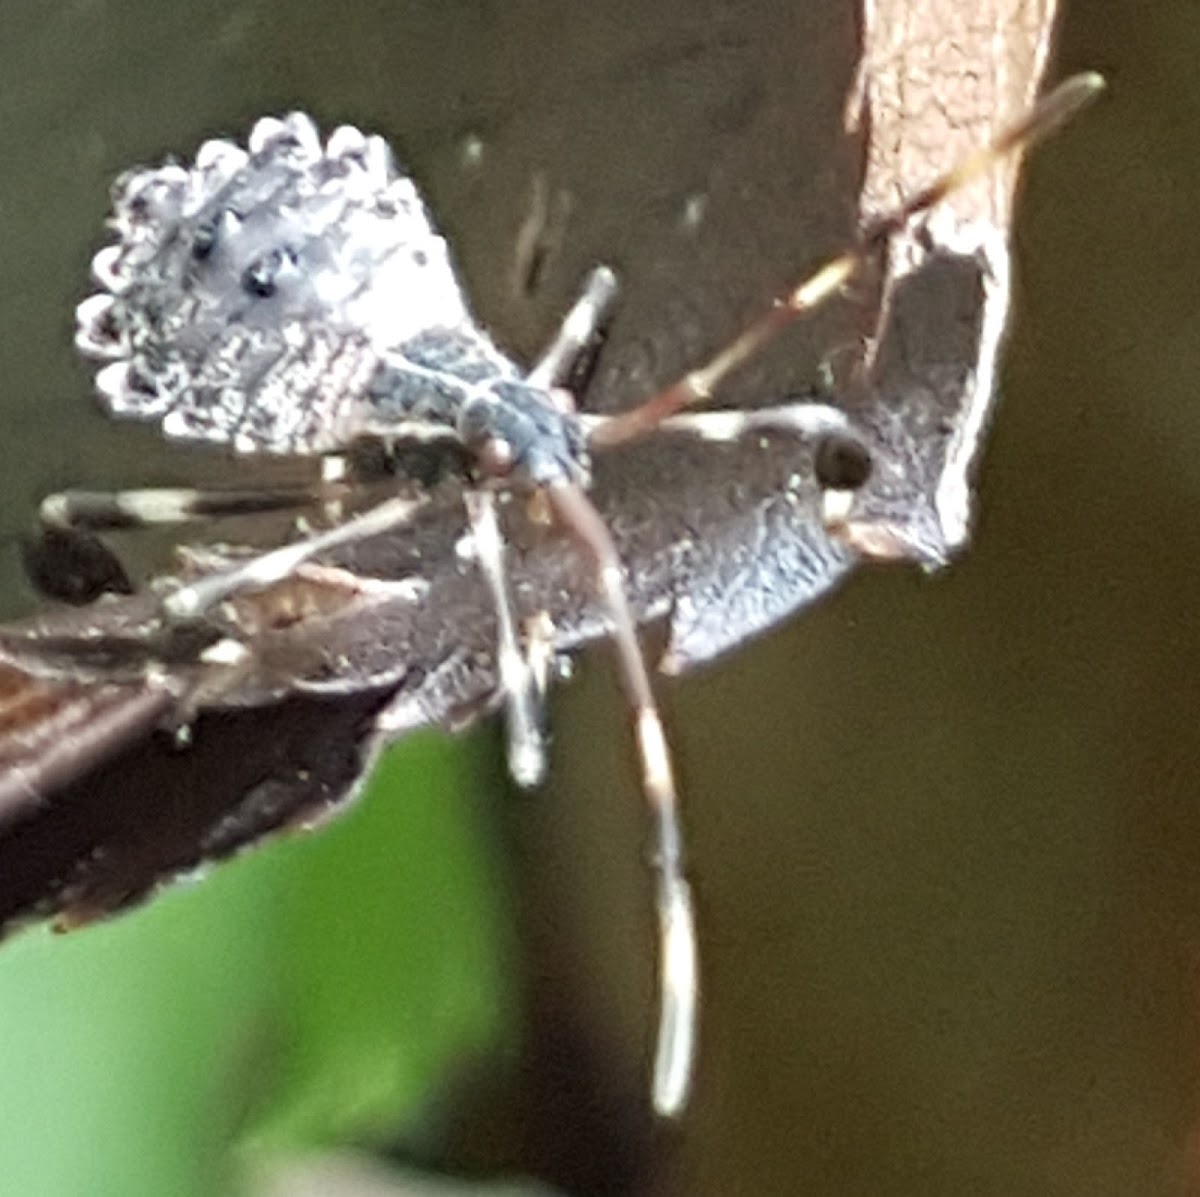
[589,72,1105,449]
[544,479,697,1119]
[26,484,340,606]
[467,266,622,786]
[38,485,326,533]
[583,399,852,444]
[162,494,426,620]
[527,265,620,390]
[464,489,548,787]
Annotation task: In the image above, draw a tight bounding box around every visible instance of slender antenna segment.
[529,266,699,1111]
[546,480,698,1118]
[589,72,1105,448]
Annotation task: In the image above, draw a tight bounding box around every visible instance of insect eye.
[814,432,872,491]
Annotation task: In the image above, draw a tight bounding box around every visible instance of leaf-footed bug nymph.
[55,74,1104,1117]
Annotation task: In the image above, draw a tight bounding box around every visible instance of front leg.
[25,483,327,606]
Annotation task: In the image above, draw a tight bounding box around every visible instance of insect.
[34,72,1102,1117]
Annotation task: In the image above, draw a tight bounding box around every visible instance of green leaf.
[0,732,512,1197]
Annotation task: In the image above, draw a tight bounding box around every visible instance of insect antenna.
[590,71,1105,449]
[543,478,696,1119]
[457,265,696,1112]
[556,71,1103,1114]
[524,267,696,1115]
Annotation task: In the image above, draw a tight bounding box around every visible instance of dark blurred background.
[0,2,1196,1196]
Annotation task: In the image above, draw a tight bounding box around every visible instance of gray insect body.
[55,78,1100,1120]
[76,113,585,486]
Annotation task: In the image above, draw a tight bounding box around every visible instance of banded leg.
[162,494,426,620]
[27,484,328,605]
[588,73,1104,449]
[471,265,621,790]
[526,265,619,391]
[37,486,325,533]
[583,398,852,444]
[464,489,548,787]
